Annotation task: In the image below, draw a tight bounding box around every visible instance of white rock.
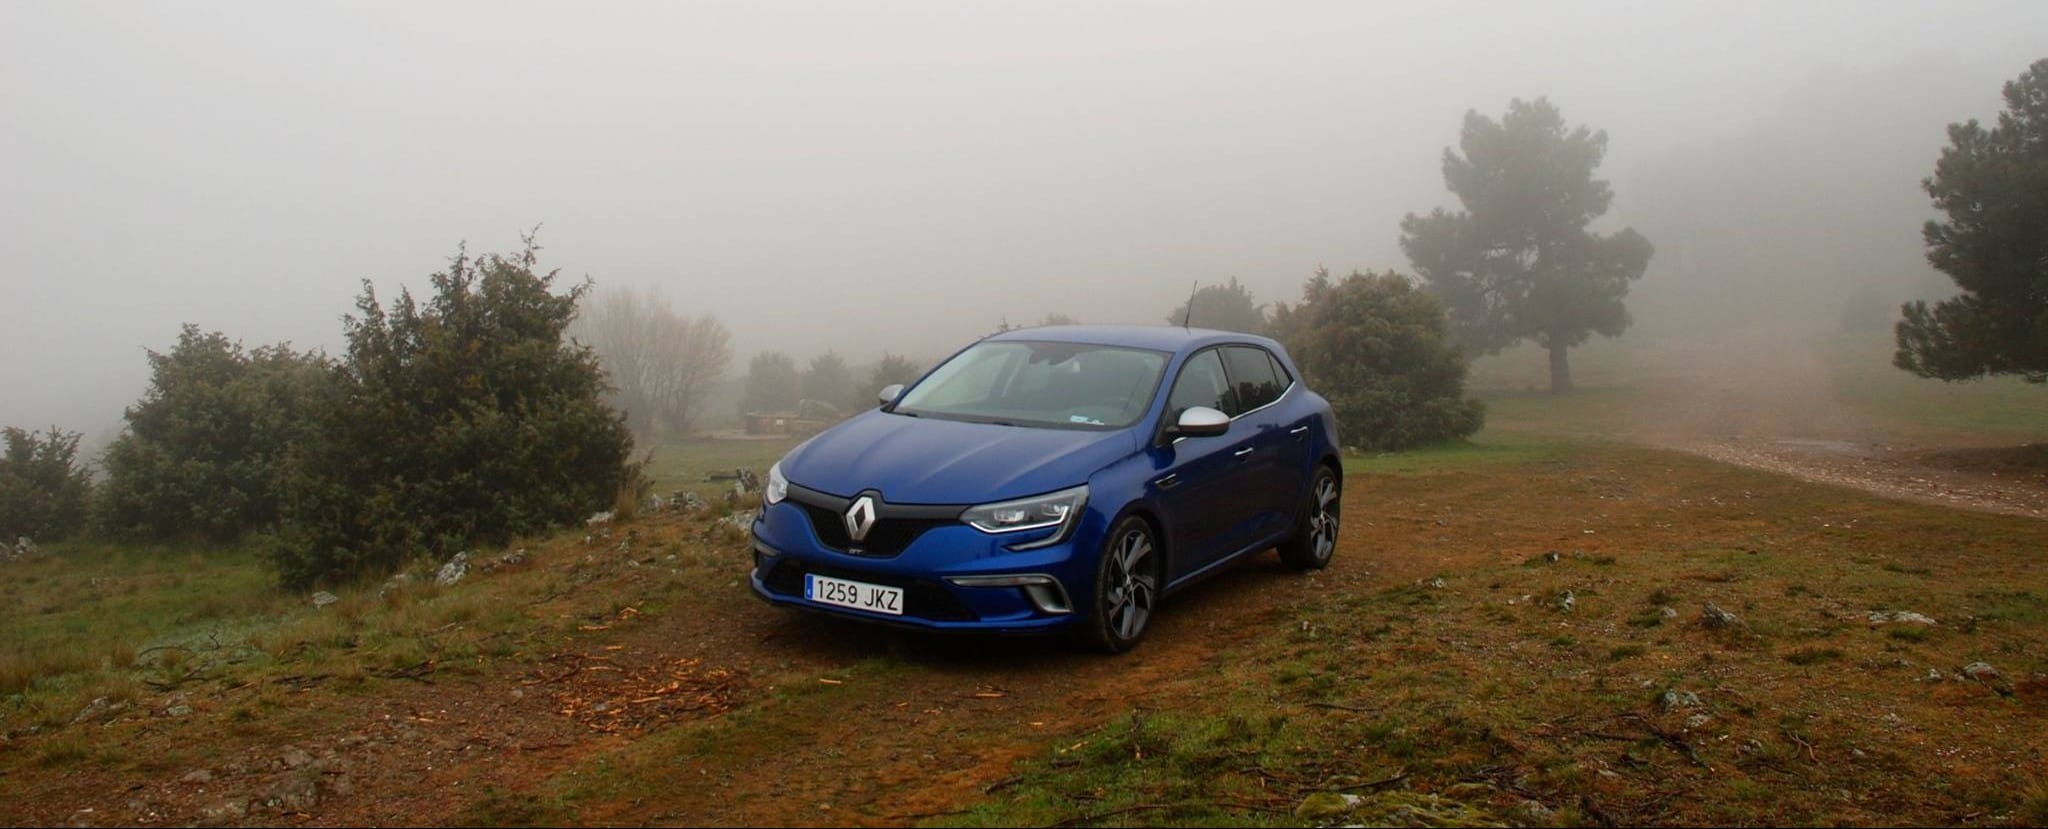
[311,591,339,609]
[434,552,470,587]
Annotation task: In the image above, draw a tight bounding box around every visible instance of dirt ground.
[1611,334,2048,519]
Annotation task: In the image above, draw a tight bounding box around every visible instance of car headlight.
[765,462,789,506]
[961,484,1088,550]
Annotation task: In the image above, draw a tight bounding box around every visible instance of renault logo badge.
[844,495,878,542]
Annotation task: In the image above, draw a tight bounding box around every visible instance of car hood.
[781,410,1138,504]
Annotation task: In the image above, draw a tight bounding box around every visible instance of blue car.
[749,325,1342,652]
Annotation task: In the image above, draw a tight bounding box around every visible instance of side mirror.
[878,384,905,407]
[1167,406,1229,439]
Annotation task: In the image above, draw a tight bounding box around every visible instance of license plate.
[805,574,905,616]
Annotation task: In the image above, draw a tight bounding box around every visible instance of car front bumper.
[748,499,1099,634]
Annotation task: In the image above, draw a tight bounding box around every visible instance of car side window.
[1266,350,1293,387]
[1223,346,1285,412]
[1164,349,1237,422]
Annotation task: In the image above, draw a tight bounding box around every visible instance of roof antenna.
[1181,281,1199,330]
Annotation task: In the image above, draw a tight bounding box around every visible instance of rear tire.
[1278,467,1339,570]
[1072,515,1161,654]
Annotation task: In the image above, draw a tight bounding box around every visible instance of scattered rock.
[1427,577,1447,590]
[262,773,321,811]
[279,747,314,770]
[70,697,128,725]
[1738,738,1766,757]
[1295,792,1363,820]
[1700,603,1746,630]
[714,510,758,533]
[1924,668,1945,683]
[434,551,470,587]
[180,769,214,785]
[378,572,414,599]
[310,591,339,609]
[1866,610,1937,627]
[1509,799,1555,825]
[1660,689,1704,711]
[13,536,36,560]
[482,548,528,574]
[1684,713,1712,729]
[1961,662,2000,682]
[199,799,249,823]
[682,491,709,512]
[1660,606,1680,619]
[585,511,615,527]
[1554,590,1576,612]
[160,693,193,718]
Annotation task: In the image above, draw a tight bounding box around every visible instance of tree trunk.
[1548,342,1573,394]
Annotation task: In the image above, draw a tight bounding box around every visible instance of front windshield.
[891,341,1168,430]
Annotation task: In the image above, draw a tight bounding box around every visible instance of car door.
[1147,347,1262,581]
[1222,345,1310,538]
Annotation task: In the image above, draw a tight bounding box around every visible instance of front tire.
[1074,516,1161,653]
[1278,467,1339,570]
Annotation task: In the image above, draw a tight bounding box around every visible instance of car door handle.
[1233,447,1254,458]
[1289,426,1310,437]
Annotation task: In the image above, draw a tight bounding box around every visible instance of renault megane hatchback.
[749,325,1342,652]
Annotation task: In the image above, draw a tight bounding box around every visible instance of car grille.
[760,558,978,621]
[797,503,950,557]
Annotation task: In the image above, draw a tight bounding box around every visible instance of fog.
[4,0,2044,439]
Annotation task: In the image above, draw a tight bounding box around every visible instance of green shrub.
[96,326,330,541]
[1268,269,1484,450]
[0,426,92,541]
[268,238,633,588]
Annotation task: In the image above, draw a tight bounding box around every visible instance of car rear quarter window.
[1165,349,1237,420]
[1223,346,1285,412]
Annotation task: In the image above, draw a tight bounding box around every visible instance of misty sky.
[4,1,2044,437]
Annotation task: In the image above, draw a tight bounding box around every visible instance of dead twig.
[1333,768,1410,792]
[1781,727,1819,763]
[1623,715,1707,769]
[1301,701,1379,714]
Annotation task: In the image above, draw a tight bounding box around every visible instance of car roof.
[983,324,1282,355]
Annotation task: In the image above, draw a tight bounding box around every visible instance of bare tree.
[573,287,733,439]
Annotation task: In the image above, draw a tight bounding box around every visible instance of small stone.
[682,491,709,512]
[1738,739,1766,757]
[434,552,470,587]
[180,769,214,784]
[200,799,248,822]
[280,747,314,770]
[1684,713,1712,729]
[1660,606,1680,619]
[1961,662,2000,682]
[1509,800,1554,825]
[1427,577,1447,589]
[165,704,193,718]
[1555,590,1575,612]
[1543,551,1561,563]
[1660,689,1704,711]
[585,511,615,527]
[1925,668,1945,682]
[1866,610,1937,626]
[70,697,126,725]
[1701,603,1745,630]
[311,591,339,609]
[1295,792,1363,820]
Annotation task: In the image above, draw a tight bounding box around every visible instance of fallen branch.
[1334,768,1410,792]
[1301,701,1379,714]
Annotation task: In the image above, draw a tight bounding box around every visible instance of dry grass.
[944,442,2048,826]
